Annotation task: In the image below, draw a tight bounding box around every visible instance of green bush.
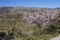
[43,25,56,33]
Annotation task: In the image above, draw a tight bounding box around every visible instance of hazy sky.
[0,0,60,8]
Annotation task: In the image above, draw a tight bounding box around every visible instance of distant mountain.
[0,7,14,13]
[0,7,58,14]
[55,7,60,10]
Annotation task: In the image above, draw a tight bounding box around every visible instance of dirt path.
[49,35,60,40]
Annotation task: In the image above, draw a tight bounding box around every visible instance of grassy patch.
[0,21,59,40]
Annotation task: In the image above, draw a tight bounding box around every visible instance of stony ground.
[49,35,60,40]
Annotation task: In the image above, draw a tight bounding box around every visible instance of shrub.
[43,24,56,33]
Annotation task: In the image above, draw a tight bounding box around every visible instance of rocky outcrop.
[23,10,59,27]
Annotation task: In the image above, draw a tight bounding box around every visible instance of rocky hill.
[0,7,60,40]
[0,7,60,27]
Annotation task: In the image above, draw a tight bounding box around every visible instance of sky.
[0,0,60,8]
